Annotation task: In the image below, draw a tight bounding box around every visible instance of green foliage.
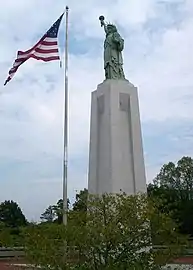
[40,189,88,226]
[0,200,27,247]
[40,205,56,223]
[0,200,27,228]
[41,199,70,224]
[23,194,186,270]
[24,224,67,269]
[0,222,11,247]
[0,224,24,247]
[148,156,193,236]
[73,189,88,212]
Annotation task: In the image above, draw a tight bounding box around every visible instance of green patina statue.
[99,15,125,80]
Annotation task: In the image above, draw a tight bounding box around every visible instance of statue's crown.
[107,23,117,31]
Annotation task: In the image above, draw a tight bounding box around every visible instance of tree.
[40,206,56,223]
[73,188,88,212]
[153,156,193,195]
[40,199,70,224]
[148,156,193,236]
[24,194,186,270]
[41,188,89,225]
[0,200,27,228]
[53,199,63,224]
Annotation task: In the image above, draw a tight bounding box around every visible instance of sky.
[0,0,193,221]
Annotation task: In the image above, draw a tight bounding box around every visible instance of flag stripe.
[10,54,59,74]
[16,51,59,60]
[43,37,58,42]
[41,40,58,46]
[29,55,60,61]
[9,62,26,74]
[17,46,58,59]
[15,58,27,63]
[35,48,59,54]
[17,36,46,55]
[9,67,18,74]
[17,48,59,58]
[17,39,58,56]
[40,45,58,50]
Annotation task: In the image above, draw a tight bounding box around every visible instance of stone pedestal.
[88,79,146,195]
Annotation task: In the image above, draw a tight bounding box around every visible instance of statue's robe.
[104,32,125,79]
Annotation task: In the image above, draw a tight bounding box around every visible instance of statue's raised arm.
[99,15,125,80]
[99,15,108,34]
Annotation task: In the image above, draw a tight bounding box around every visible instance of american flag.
[4,14,64,86]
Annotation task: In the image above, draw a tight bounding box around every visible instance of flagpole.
[63,6,69,226]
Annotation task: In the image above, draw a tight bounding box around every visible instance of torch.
[99,15,105,27]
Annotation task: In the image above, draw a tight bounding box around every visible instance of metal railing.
[1,245,193,260]
[0,247,25,260]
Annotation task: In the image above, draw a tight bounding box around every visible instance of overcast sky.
[0,0,193,221]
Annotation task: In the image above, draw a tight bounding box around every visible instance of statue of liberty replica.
[88,15,146,197]
[99,15,125,80]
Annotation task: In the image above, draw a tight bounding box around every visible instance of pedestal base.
[88,79,146,195]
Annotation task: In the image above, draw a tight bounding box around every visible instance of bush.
[23,194,187,270]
